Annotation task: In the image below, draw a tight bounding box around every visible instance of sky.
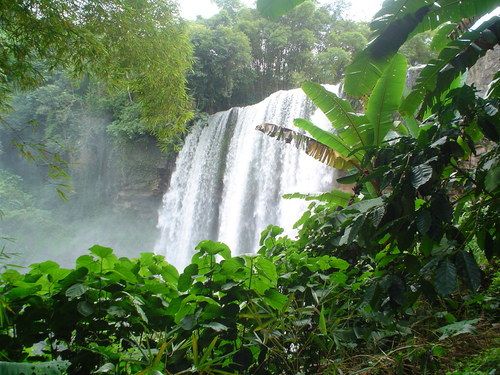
[180,0,384,22]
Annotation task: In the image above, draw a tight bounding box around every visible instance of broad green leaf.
[416,209,432,234]
[256,0,306,19]
[344,50,393,97]
[0,361,70,375]
[196,240,231,259]
[403,116,421,138]
[401,17,500,115]
[345,197,384,213]
[366,53,407,146]
[430,22,458,51]
[371,0,435,34]
[95,363,115,373]
[485,165,500,193]
[282,190,352,207]
[434,259,457,296]
[411,164,433,189]
[301,82,369,152]
[436,318,480,340]
[89,245,113,259]
[412,0,499,35]
[65,283,89,300]
[178,263,198,292]
[58,267,89,289]
[77,301,94,317]
[456,250,481,292]
[263,289,288,311]
[30,261,59,274]
[337,172,359,185]
[371,0,498,37]
[160,264,179,285]
[202,322,228,332]
[329,257,350,271]
[369,5,433,60]
[76,255,99,272]
[255,257,277,284]
[5,285,42,300]
[222,257,245,276]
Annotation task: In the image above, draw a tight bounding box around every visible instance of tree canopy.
[0,0,193,145]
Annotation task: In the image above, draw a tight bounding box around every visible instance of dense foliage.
[0,0,192,145]
[189,0,370,112]
[0,0,499,374]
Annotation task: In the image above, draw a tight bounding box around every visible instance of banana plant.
[344,0,499,97]
[257,52,408,177]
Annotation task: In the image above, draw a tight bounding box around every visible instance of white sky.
[179,0,384,22]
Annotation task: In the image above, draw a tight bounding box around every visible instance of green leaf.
[329,257,350,271]
[301,82,369,155]
[416,209,432,234]
[77,301,94,317]
[95,363,115,373]
[369,5,433,60]
[371,0,498,37]
[65,283,89,300]
[456,250,481,292]
[221,257,245,275]
[401,17,500,115]
[196,240,231,259]
[161,264,179,285]
[255,257,278,284]
[366,53,407,145]
[0,361,70,375]
[430,22,458,51]
[344,50,393,98]
[436,318,480,340]
[484,164,500,192]
[89,245,113,259]
[434,259,457,296]
[5,285,42,300]
[319,306,327,335]
[283,190,352,207]
[411,164,433,189]
[263,289,288,311]
[337,172,359,185]
[202,322,228,332]
[178,264,198,292]
[256,0,306,19]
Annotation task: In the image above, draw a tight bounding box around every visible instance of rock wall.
[466,46,500,97]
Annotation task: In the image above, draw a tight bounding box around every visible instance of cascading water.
[155,87,340,270]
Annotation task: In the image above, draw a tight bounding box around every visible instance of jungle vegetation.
[0,0,499,374]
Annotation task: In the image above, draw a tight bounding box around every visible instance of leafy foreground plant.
[1,1,499,374]
[0,230,497,374]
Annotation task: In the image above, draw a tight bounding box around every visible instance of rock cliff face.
[466,47,500,97]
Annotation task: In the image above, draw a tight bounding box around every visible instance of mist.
[0,74,172,268]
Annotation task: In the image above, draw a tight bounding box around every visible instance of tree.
[190,0,356,110]
[188,24,253,112]
[0,0,193,145]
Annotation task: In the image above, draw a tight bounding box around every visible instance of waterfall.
[155,87,340,270]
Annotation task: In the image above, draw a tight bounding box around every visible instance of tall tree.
[0,0,193,145]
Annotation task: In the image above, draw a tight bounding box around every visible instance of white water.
[155,87,340,270]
